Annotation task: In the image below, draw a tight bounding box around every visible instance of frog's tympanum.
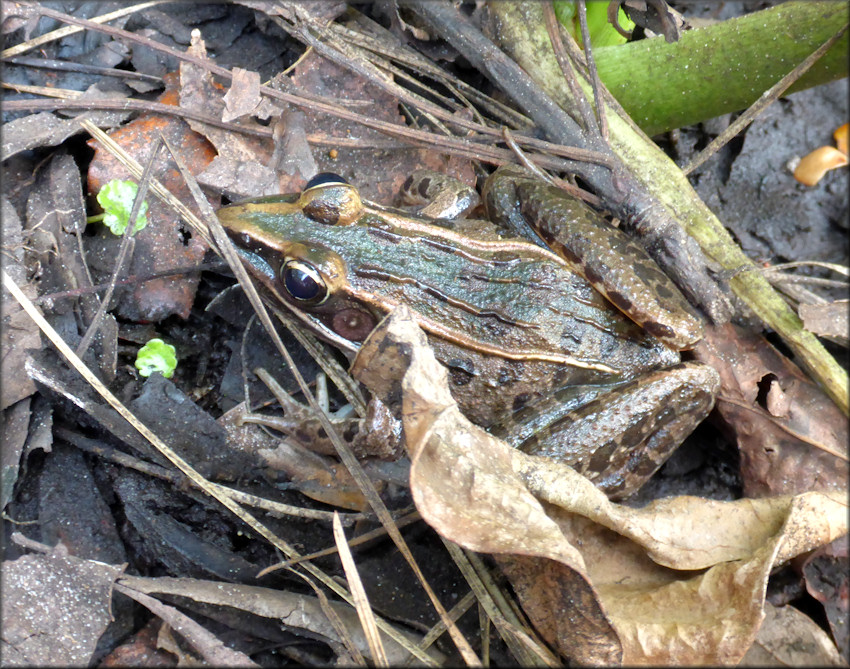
[218,166,720,499]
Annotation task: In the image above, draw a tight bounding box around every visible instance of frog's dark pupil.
[305,172,348,190]
[283,263,326,302]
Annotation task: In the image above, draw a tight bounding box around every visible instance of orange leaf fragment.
[793,146,848,186]
[834,123,848,155]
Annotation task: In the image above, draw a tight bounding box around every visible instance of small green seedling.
[135,339,177,379]
[90,179,149,235]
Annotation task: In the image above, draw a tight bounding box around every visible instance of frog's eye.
[281,259,328,305]
[305,172,348,190]
[300,177,362,226]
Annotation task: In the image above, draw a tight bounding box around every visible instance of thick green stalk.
[490,2,849,414]
[592,1,848,134]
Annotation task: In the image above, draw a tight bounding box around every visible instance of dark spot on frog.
[512,392,532,413]
[606,290,633,312]
[587,441,619,475]
[296,429,312,443]
[652,282,675,301]
[583,264,606,287]
[558,243,581,265]
[497,366,515,386]
[317,427,327,439]
[632,259,670,288]
[447,360,475,387]
[417,177,432,198]
[402,175,414,192]
[343,424,359,442]
[643,321,676,340]
[368,227,402,244]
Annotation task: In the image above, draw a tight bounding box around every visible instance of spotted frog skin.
[217,166,719,499]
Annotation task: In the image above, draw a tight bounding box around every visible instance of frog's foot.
[518,361,720,500]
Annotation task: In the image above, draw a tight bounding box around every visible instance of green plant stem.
[489,2,849,415]
[86,213,105,223]
[593,1,849,134]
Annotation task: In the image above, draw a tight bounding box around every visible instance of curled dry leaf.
[352,308,849,665]
[693,323,848,497]
[222,67,262,123]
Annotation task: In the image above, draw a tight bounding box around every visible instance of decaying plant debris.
[2,1,847,666]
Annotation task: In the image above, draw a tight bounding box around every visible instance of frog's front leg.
[484,164,705,351]
[515,361,720,500]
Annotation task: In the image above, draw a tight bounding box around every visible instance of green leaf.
[135,338,177,379]
[95,179,149,235]
[553,1,634,48]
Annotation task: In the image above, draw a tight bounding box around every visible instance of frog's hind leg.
[518,361,720,500]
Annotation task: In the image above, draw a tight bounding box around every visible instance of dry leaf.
[740,602,844,666]
[799,300,849,346]
[222,67,262,123]
[117,574,443,665]
[352,308,849,665]
[693,323,848,497]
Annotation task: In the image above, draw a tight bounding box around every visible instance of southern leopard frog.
[217,166,719,499]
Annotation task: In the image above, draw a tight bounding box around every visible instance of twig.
[577,0,609,141]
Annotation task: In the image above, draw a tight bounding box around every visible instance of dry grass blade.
[80,117,456,664]
[76,137,162,358]
[260,509,421,574]
[2,82,83,98]
[163,131,474,665]
[442,541,559,666]
[1,1,169,58]
[333,513,389,667]
[684,22,850,175]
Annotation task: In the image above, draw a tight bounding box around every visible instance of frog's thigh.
[519,361,720,499]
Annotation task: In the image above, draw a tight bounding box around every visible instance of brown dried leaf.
[799,300,849,346]
[1,550,125,666]
[87,82,215,321]
[1,108,131,161]
[693,323,848,497]
[740,602,845,666]
[222,67,262,123]
[117,574,443,665]
[352,309,849,665]
[1,197,39,410]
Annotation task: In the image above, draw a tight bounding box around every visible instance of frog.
[216,165,720,499]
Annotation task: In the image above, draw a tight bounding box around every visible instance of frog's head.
[217,173,382,351]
